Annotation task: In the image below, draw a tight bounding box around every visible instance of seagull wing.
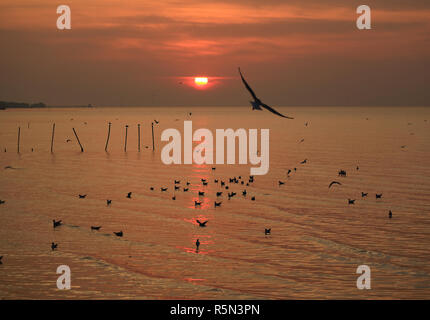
[261,102,294,119]
[238,68,258,101]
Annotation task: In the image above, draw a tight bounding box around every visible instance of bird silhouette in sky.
[238,67,294,119]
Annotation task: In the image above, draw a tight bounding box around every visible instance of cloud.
[0,0,429,106]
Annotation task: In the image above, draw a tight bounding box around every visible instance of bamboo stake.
[17,126,21,153]
[137,124,141,152]
[124,125,129,152]
[50,123,55,153]
[151,122,155,151]
[105,122,111,152]
[72,128,84,152]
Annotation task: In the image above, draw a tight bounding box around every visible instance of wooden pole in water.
[105,122,111,152]
[151,122,155,151]
[17,126,21,153]
[72,128,84,152]
[137,124,141,152]
[50,123,55,153]
[124,125,129,152]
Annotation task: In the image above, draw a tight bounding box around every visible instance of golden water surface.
[0,106,429,299]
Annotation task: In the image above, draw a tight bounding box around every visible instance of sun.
[194,77,208,86]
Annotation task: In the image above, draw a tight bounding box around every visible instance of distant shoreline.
[1,101,429,110]
[0,101,94,110]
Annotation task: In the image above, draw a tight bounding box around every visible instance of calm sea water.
[0,106,429,299]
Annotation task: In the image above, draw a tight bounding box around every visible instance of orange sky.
[0,0,429,106]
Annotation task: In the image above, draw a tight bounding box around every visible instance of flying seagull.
[196,220,208,227]
[328,181,342,188]
[238,67,294,119]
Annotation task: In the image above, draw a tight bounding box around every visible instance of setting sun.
[194,77,208,86]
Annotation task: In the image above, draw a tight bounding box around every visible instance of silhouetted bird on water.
[154,120,159,124]
[328,181,342,188]
[228,192,237,200]
[376,193,383,199]
[389,210,393,219]
[51,242,58,251]
[265,228,271,235]
[183,188,189,192]
[174,180,180,184]
[196,220,208,227]
[107,199,112,206]
[242,190,247,196]
[172,196,176,200]
[196,239,200,251]
[300,159,307,164]
[194,201,202,206]
[79,194,87,199]
[279,181,285,186]
[175,186,180,191]
[251,196,256,201]
[53,220,62,228]
[216,192,222,197]
[361,192,368,198]
[338,170,347,177]
[0,200,5,205]
[202,181,208,186]
[127,192,132,198]
[348,199,355,205]
[238,67,294,119]
[0,256,3,264]
[150,187,154,191]
[198,191,205,196]
[287,169,291,175]
[214,201,222,208]
[91,226,101,231]
[113,231,123,237]
[161,188,168,192]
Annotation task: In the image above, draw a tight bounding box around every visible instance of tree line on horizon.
[0,101,47,109]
